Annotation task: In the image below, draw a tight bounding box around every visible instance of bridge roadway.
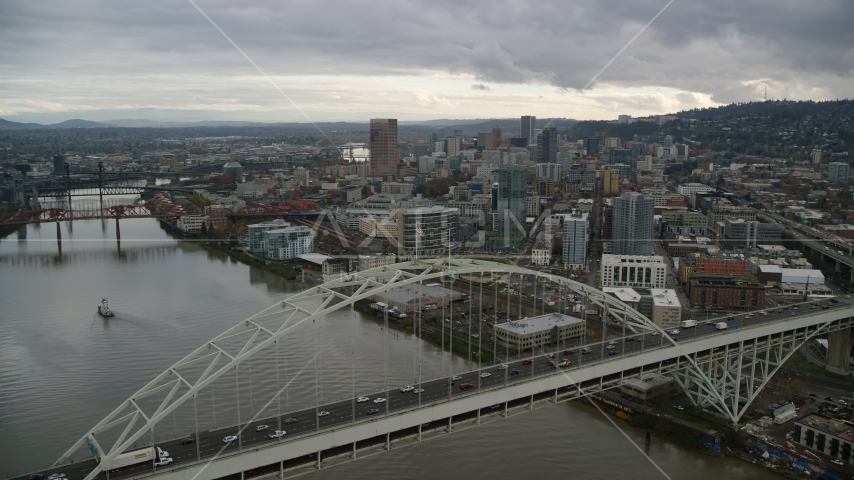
[24,297,854,480]
[757,210,854,266]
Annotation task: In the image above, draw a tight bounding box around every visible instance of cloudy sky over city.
[1,0,852,123]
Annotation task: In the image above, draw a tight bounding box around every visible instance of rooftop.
[688,274,764,288]
[602,287,641,303]
[495,313,585,335]
[297,253,331,265]
[650,289,681,308]
[797,414,854,443]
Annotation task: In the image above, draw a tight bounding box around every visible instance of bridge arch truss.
[56,258,670,478]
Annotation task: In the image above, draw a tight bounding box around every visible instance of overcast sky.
[1,0,852,123]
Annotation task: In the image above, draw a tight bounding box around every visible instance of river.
[0,218,780,479]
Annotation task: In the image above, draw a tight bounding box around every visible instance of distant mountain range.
[0,116,578,134]
[0,118,112,130]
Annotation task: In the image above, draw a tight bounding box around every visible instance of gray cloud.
[0,0,852,120]
[471,84,491,91]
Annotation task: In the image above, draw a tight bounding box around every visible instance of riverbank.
[202,241,302,281]
[590,392,822,479]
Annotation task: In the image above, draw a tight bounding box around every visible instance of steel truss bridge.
[21,259,854,480]
[0,203,322,227]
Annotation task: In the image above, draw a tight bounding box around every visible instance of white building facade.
[600,254,667,289]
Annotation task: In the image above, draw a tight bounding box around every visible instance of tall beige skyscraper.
[370,118,398,180]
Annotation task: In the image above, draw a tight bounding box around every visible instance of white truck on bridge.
[108,447,166,470]
[716,322,728,330]
[681,320,696,328]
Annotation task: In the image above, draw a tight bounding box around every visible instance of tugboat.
[98,298,115,318]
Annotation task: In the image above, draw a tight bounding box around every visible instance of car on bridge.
[255,424,269,432]
[181,438,195,445]
[480,373,491,378]
[318,411,330,417]
[399,386,414,392]
[451,375,462,381]
[269,430,286,438]
[366,408,381,415]
[373,397,387,403]
[283,418,298,424]
[356,396,370,402]
[459,383,474,390]
[223,435,238,443]
[523,359,533,365]
[510,370,520,375]
[497,364,508,370]
[154,457,173,467]
[412,388,425,394]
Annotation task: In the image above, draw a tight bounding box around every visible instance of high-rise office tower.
[497,165,527,231]
[370,119,398,180]
[538,126,558,163]
[520,116,536,146]
[612,192,655,256]
[492,127,503,147]
[812,149,822,165]
[828,162,850,184]
[583,138,599,155]
[563,212,588,268]
[52,155,65,174]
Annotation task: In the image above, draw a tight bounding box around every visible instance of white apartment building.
[177,214,208,234]
[649,289,681,329]
[531,238,552,266]
[248,219,291,252]
[600,255,667,289]
[263,226,314,260]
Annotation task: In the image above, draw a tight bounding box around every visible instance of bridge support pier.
[352,442,357,459]
[115,217,120,240]
[447,416,452,433]
[528,394,533,410]
[385,432,391,450]
[476,408,481,425]
[316,451,321,469]
[836,260,842,274]
[280,460,284,478]
[504,401,508,417]
[826,328,854,375]
[417,424,422,441]
[56,222,62,252]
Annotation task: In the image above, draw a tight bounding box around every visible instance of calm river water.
[0,218,780,479]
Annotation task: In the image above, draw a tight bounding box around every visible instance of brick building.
[687,274,766,311]
[679,254,750,283]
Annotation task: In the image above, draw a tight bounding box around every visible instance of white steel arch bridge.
[46,258,854,480]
